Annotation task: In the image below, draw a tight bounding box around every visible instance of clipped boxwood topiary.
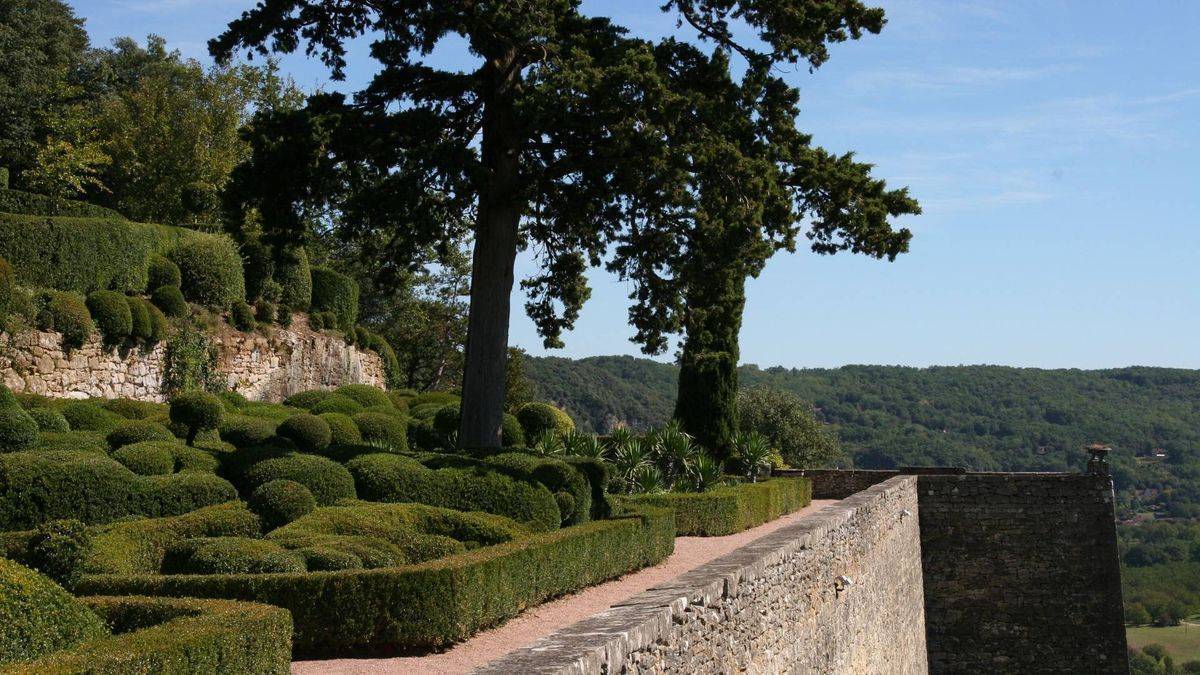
[230,300,256,331]
[244,454,355,506]
[61,401,121,432]
[516,402,575,441]
[168,390,224,446]
[169,238,246,309]
[86,290,132,343]
[275,246,311,311]
[112,443,175,476]
[352,412,408,452]
[334,384,391,409]
[139,472,239,517]
[0,256,12,323]
[0,406,39,453]
[127,296,152,341]
[146,301,169,344]
[502,413,526,447]
[33,431,108,456]
[102,398,166,420]
[147,253,181,290]
[27,519,92,589]
[309,393,362,416]
[249,479,317,530]
[42,291,94,350]
[218,415,275,448]
[283,390,329,410]
[166,537,306,575]
[276,414,332,454]
[319,412,361,446]
[28,407,69,433]
[151,284,187,317]
[310,266,358,330]
[106,420,175,449]
[0,557,108,665]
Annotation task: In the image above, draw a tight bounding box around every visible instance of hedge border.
[78,505,674,657]
[622,477,812,537]
[0,188,125,220]
[7,596,291,674]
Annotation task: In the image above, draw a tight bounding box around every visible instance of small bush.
[276,246,312,311]
[502,413,526,447]
[310,266,358,330]
[517,402,575,441]
[481,453,591,526]
[61,402,121,432]
[166,537,306,575]
[243,454,356,506]
[308,312,325,330]
[0,557,108,665]
[107,420,175,449]
[623,477,812,536]
[407,419,441,451]
[0,256,12,322]
[387,391,412,410]
[276,414,332,454]
[32,431,108,455]
[255,299,276,324]
[112,443,175,476]
[430,404,521,447]
[170,238,246,309]
[276,304,293,327]
[27,519,93,588]
[250,479,317,530]
[42,291,94,350]
[168,390,224,446]
[319,413,361,446]
[139,472,239,517]
[0,404,39,453]
[146,301,169,343]
[309,394,362,416]
[231,300,256,331]
[334,384,391,409]
[218,415,275,448]
[219,390,248,412]
[151,284,187,317]
[283,390,329,410]
[352,412,408,452]
[147,254,181,290]
[87,290,132,343]
[354,325,370,346]
[102,398,166,420]
[28,407,69,433]
[126,296,152,341]
[317,311,338,331]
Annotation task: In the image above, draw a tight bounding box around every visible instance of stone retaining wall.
[478,476,927,674]
[1,314,385,402]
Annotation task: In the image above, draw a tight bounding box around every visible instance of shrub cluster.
[242,453,355,506]
[310,266,359,330]
[249,479,317,530]
[319,413,361,446]
[230,300,256,331]
[106,420,175,449]
[334,384,391,409]
[86,291,132,344]
[61,402,122,432]
[516,402,576,441]
[147,254,181,290]
[0,386,38,453]
[0,557,109,665]
[622,477,812,536]
[150,285,187,317]
[39,291,94,349]
[169,238,246,309]
[276,414,332,454]
[168,391,224,446]
[164,537,306,575]
[0,188,126,219]
[309,394,362,416]
[218,415,275,448]
[352,412,407,452]
[28,408,69,433]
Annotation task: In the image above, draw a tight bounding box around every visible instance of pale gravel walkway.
[292,499,837,675]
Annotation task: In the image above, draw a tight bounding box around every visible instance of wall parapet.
[477,476,927,674]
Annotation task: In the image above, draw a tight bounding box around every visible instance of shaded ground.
[292,499,838,674]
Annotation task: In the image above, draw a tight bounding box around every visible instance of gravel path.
[292,499,837,675]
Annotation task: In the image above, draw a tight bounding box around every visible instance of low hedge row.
[77,505,675,657]
[9,596,291,674]
[0,188,125,220]
[622,477,812,536]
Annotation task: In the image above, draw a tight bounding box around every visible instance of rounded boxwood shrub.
[140,472,238,517]
[308,312,324,330]
[101,398,165,420]
[244,454,356,506]
[33,431,108,456]
[517,402,576,441]
[310,393,362,416]
[150,284,187,317]
[218,391,248,412]
[111,443,174,476]
[147,253,181,290]
[297,546,362,571]
[283,390,329,410]
[61,401,121,432]
[276,414,332,454]
[275,246,311,311]
[167,537,305,575]
[0,451,137,530]
[249,479,317,530]
[146,301,169,343]
[276,303,293,327]
[28,407,69,433]
[169,238,246,309]
[310,266,359,330]
[0,405,39,453]
[335,384,392,409]
[319,412,361,446]
[218,415,275,448]
[502,413,526,447]
[28,519,92,589]
[86,290,132,343]
[230,299,256,331]
[387,391,412,411]
[410,391,460,408]
[0,557,108,665]
[168,390,224,446]
[42,291,94,350]
[106,420,175,449]
[255,299,276,324]
[119,440,218,474]
[432,403,460,440]
[126,296,152,341]
[352,412,408,452]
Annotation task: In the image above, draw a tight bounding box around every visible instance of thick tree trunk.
[459,52,523,449]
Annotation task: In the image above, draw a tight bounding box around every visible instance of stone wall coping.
[474,475,919,675]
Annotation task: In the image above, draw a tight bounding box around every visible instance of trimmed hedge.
[150,284,187,317]
[250,479,316,531]
[351,412,407,452]
[112,444,174,476]
[147,254,181,290]
[0,392,38,452]
[0,188,124,219]
[82,502,261,576]
[8,596,291,674]
[516,402,575,441]
[165,537,306,575]
[28,408,69,433]
[168,390,224,446]
[334,384,391,409]
[310,266,359,330]
[318,413,361,446]
[169,238,246,309]
[283,390,329,410]
[41,291,93,349]
[0,557,108,665]
[622,477,812,536]
[126,296,151,341]
[243,454,356,506]
[78,505,674,657]
[482,452,591,526]
[32,431,108,455]
[106,420,174,449]
[101,398,166,421]
[275,246,311,311]
[309,394,362,416]
[347,453,560,532]
[86,291,132,343]
[276,414,331,454]
[230,300,256,331]
[218,415,275,448]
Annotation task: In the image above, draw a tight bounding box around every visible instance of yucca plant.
[630,465,665,494]
[611,437,653,493]
[531,431,565,457]
[562,430,606,459]
[733,431,773,483]
[691,453,726,493]
[656,421,698,489]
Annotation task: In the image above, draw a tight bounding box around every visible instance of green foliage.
[229,299,255,331]
[102,398,167,421]
[730,431,774,482]
[130,297,158,343]
[111,443,174,476]
[78,505,674,656]
[0,557,108,665]
[318,413,361,446]
[309,266,359,331]
[516,402,575,441]
[0,189,123,219]
[502,413,526,448]
[347,453,560,531]
[145,301,169,343]
[147,254,180,290]
[61,402,121,432]
[12,596,292,675]
[150,284,187,317]
[309,394,362,416]
[168,390,224,445]
[27,519,92,589]
[249,479,316,530]
[275,246,312,311]
[86,290,131,343]
[106,420,175,449]
[483,452,591,526]
[349,412,407,452]
[0,256,12,324]
[82,502,261,576]
[0,393,39,452]
[162,322,219,394]
[169,238,246,309]
[737,386,840,469]
[283,390,329,410]
[254,299,276,324]
[243,454,355,505]
[218,415,275,448]
[308,312,325,330]
[276,414,332,454]
[334,384,391,409]
[41,291,93,349]
[166,537,306,575]
[28,407,69,433]
[624,477,811,536]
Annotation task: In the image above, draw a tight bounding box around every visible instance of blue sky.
[73,1,1200,369]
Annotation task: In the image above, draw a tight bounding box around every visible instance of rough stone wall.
[918,473,1128,674]
[1,314,385,402]
[478,477,927,675]
[782,468,966,500]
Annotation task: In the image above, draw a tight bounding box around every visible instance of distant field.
[1128,624,1200,662]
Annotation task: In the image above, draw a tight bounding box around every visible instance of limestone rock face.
[1,314,385,402]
